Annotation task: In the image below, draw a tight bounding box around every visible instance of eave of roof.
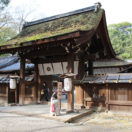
[93,59,132,67]
[0,55,19,69]
[0,62,34,73]
[79,73,132,84]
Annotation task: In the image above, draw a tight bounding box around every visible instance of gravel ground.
[0,105,132,132]
[74,111,132,132]
[0,112,132,132]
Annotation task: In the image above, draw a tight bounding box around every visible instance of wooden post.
[7,85,9,104]
[88,60,93,75]
[15,88,17,104]
[75,85,84,108]
[57,82,62,110]
[19,57,25,105]
[106,84,109,112]
[33,63,38,103]
[37,76,41,103]
[67,53,74,111]
[75,56,85,108]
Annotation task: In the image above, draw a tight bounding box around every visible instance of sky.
[8,0,132,25]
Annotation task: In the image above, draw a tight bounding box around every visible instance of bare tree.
[10,7,33,33]
[0,0,10,29]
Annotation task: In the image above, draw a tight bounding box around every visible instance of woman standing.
[50,92,60,116]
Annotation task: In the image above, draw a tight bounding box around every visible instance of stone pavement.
[1,104,132,132]
[0,104,94,123]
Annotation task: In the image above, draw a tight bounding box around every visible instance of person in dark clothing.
[43,82,49,101]
[40,88,45,101]
[40,82,49,101]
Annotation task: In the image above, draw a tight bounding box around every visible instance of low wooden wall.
[75,84,106,108]
[75,85,84,108]
[83,84,106,108]
[0,81,37,105]
[75,83,132,112]
[23,81,37,104]
[0,84,8,105]
[108,84,132,112]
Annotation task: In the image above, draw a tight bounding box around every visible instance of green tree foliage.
[0,0,10,10]
[0,27,16,43]
[108,22,132,59]
[0,0,16,44]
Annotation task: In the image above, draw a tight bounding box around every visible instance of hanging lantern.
[10,77,17,89]
[64,78,72,91]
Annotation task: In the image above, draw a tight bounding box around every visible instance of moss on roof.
[1,9,103,47]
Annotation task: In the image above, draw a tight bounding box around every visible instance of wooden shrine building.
[0,55,34,105]
[75,73,132,112]
[1,3,130,112]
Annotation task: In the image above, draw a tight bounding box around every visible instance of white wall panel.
[52,62,63,74]
[43,63,54,75]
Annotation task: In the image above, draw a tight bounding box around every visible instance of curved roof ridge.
[23,4,100,28]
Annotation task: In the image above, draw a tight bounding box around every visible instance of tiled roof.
[0,55,19,69]
[0,62,34,72]
[0,55,34,73]
[0,76,34,83]
[81,74,132,84]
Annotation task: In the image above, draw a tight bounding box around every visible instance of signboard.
[52,62,63,74]
[57,82,62,100]
[38,61,78,75]
[43,63,54,75]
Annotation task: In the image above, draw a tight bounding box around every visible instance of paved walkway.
[0,104,132,132]
[0,104,93,123]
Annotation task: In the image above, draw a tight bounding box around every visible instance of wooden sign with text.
[57,82,62,100]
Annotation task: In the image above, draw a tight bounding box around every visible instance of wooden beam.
[30,55,69,64]
[34,31,81,45]
[22,47,67,59]
[74,30,94,46]
[0,31,81,55]
[108,101,132,106]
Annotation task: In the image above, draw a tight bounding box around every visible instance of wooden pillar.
[67,53,74,111]
[7,85,9,104]
[106,84,109,111]
[88,60,93,75]
[67,84,74,111]
[19,58,25,105]
[75,57,85,108]
[33,63,38,102]
[75,85,84,107]
[15,88,17,104]
[37,76,41,102]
